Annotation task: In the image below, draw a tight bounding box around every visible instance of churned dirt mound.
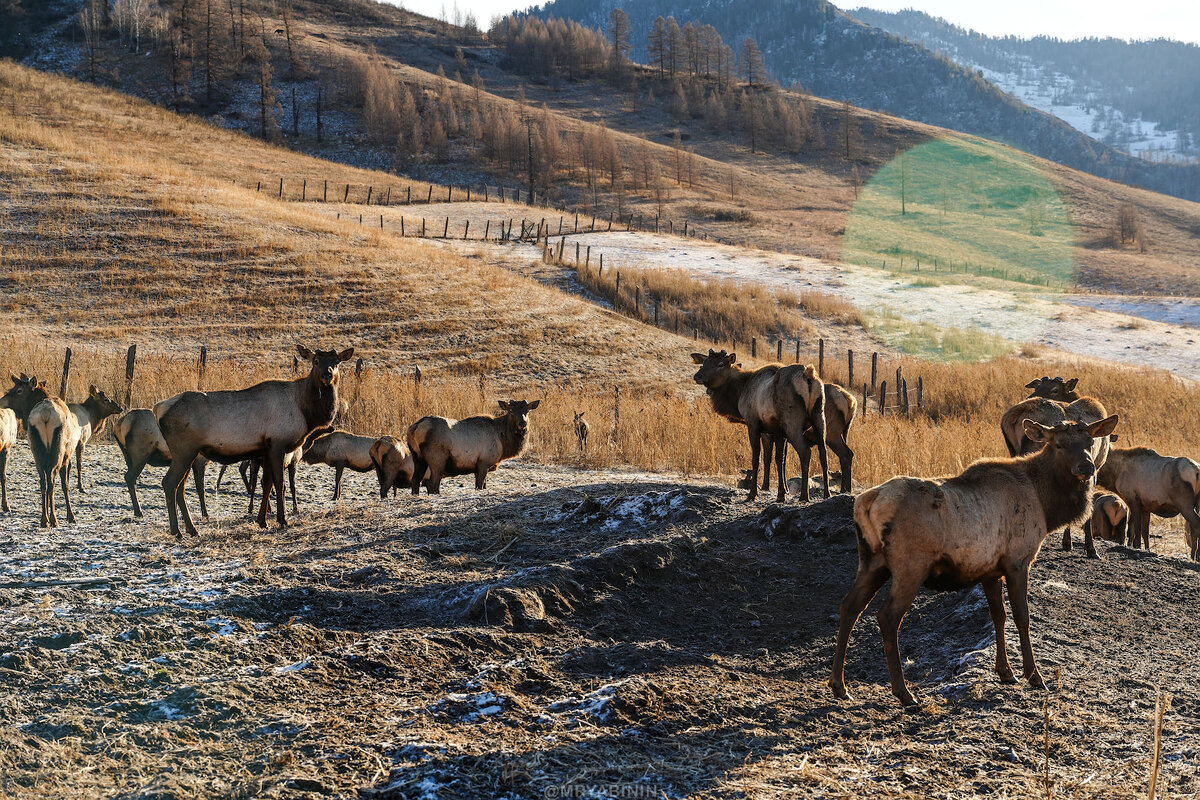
[0,443,1197,798]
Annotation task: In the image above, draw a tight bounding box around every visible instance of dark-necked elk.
[1025,376,1079,402]
[114,407,210,520]
[831,415,1118,706]
[1000,383,1113,557]
[1098,447,1200,560]
[760,382,856,496]
[302,431,375,500]
[1091,492,1129,545]
[69,385,122,492]
[1,375,83,527]
[408,400,540,494]
[0,405,15,512]
[691,349,828,503]
[574,411,590,453]
[157,345,353,538]
[370,435,416,497]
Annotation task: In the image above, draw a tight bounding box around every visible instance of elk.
[1025,376,1080,402]
[1000,384,1113,557]
[157,345,353,538]
[1091,492,1129,545]
[760,382,856,495]
[408,400,540,494]
[574,411,590,452]
[114,408,211,520]
[0,375,83,528]
[302,431,376,500]
[69,385,122,492]
[831,415,1119,706]
[370,435,417,497]
[1098,447,1200,560]
[0,406,15,512]
[691,349,828,503]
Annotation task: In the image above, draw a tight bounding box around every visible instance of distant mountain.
[532,0,1200,200]
[850,7,1200,163]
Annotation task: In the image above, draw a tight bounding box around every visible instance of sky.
[384,0,1200,44]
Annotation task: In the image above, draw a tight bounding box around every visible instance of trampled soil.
[0,443,1198,798]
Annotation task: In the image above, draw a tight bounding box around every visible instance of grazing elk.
[1098,447,1200,560]
[408,400,541,494]
[370,435,416,497]
[831,415,1119,706]
[760,382,857,496]
[0,405,15,512]
[1000,384,1113,557]
[302,431,376,500]
[157,345,353,538]
[1091,492,1129,545]
[114,407,211,519]
[0,375,83,527]
[574,411,590,453]
[69,385,122,492]
[691,349,829,503]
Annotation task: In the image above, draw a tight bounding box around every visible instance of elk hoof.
[829,681,850,700]
[997,668,1017,684]
[1086,548,1101,560]
[1027,671,1046,690]
[894,689,918,707]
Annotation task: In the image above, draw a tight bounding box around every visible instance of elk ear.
[1025,379,1040,389]
[691,353,706,364]
[708,348,716,356]
[9,374,18,385]
[528,399,540,410]
[498,400,511,411]
[89,384,98,396]
[804,365,815,379]
[1089,414,1119,439]
[1022,419,1053,442]
[1064,378,1079,392]
[727,352,737,364]
[337,347,355,362]
[296,345,314,361]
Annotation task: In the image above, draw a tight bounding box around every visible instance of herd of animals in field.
[1,344,1199,705]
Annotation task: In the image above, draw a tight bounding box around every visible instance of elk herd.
[2,345,1198,707]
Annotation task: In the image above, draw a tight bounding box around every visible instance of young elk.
[0,375,83,528]
[1098,447,1200,560]
[1091,492,1129,545]
[1025,376,1080,402]
[370,435,417,497]
[573,411,590,453]
[157,345,353,538]
[114,408,210,520]
[407,400,540,494]
[831,415,1119,706]
[302,431,376,500]
[760,382,857,496]
[0,405,15,512]
[69,385,122,492]
[691,349,828,503]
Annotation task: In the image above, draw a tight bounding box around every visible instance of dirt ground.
[1,442,1198,799]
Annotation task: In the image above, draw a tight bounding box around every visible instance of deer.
[0,405,15,512]
[114,407,211,520]
[156,345,353,538]
[691,349,829,503]
[1098,447,1200,560]
[760,382,856,496]
[370,435,417,497]
[407,400,540,494]
[574,411,590,453]
[302,431,376,500]
[69,385,122,493]
[1000,382,1114,557]
[1091,492,1129,545]
[831,415,1119,706]
[0,374,84,528]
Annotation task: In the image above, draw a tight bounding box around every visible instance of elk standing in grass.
[0,375,83,527]
[691,349,828,503]
[574,411,590,453]
[760,382,856,496]
[157,345,353,538]
[370,435,416,497]
[0,405,15,512]
[408,400,540,494]
[69,385,122,493]
[302,431,376,500]
[1098,447,1200,560]
[1091,492,1129,545]
[831,415,1119,706]
[1000,381,1113,557]
[114,407,211,520]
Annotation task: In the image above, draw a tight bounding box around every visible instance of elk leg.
[1138,504,1152,550]
[375,461,389,499]
[744,425,762,502]
[411,457,428,496]
[772,435,788,502]
[760,435,773,492]
[1005,567,1044,689]
[1082,514,1099,558]
[288,462,297,515]
[333,465,344,501]
[1060,526,1072,552]
[247,460,261,516]
[60,460,76,524]
[38,467,48,528]
[811,412,831,500]
[829,555,889,700]
[174,462,200,538]
[0,448,8,512]
[193,459,209,520]
[475,462,489,490]
[828,435,854,494]
[1124,500,1142,548]
[163,452,197,539]
[427,460,444,494]
[75,443,84,493]
[1179,506,1200,562]
[239,460,253,495]
[269,450,287,527]
[877,569,923,706]
[124,452,144,518]
[256,461,272,527]
[792,439,812,504]
[982,577,1016,683]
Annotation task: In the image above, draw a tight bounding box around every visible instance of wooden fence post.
[878,381,886,417]
[654,298,659,326]
[344,184,350,202]
[301,179,306,201]
[901,378,910,414]
[615,270,621,295]
[917,376,924,410]
[385,186,391,205]
[575,242,580,265]
[198,345,207,391]
[380,214,384,229]
[123,345,137,408]
[407,186,412,204]
[794,338,800,364]
[613,385,620,442]
[599,253,603,273]
[635,286,640,313]
[776,340,782,361]
[483,220,489,240]
[323,180,328,202]
[463,220,469,239]
[367,186,373,205]
[427,186,433,203]
[818,338,825,376]
[896,367,903,408]
[421,218,426,237]
[862,383,868,416]
[751,337,757,359]
[401,217,406,236]
[847,350,854,388]
[585,246,591,267]
[871,352,878,391]
[59,347,72,398]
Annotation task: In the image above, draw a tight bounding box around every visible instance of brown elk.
[1025,376,1080,402]
[831,415,1119,706]
[691,349,828,503]
[760,382,856,495]
[0,375,83,528]
[370,435,417,497]
[69,385,122,492]
[0,406,15,512]
[114,408,210,520]
[407,400,540,494]
[1000,385,1113,557]
[1098,447,1200,560]
[574,411,590,453]
[1091,492,1129,545]
[157,345,353,538]
[302,431,376,500]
